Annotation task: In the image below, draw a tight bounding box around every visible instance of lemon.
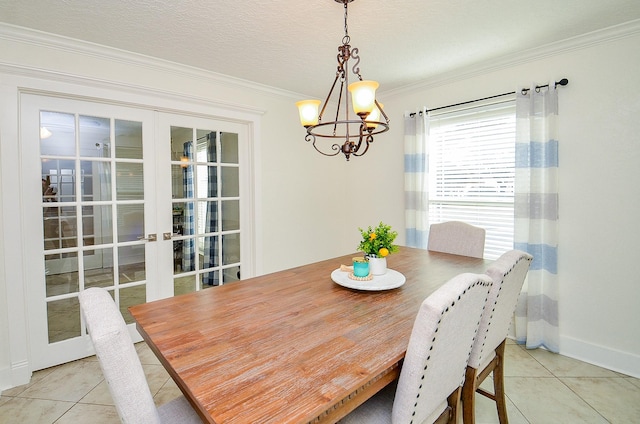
[369,233,377,241]
[378,247,389,257]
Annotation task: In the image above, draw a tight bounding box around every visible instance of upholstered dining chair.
[78,287,202,424]
[461,250,533,424]
[339,272,493,424]
[427,221,486,259]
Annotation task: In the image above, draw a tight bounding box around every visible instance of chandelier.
[296,0,389,161]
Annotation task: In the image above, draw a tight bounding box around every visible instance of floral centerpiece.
[357,222,399,258]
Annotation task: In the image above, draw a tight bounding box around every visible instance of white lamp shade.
[348,80,379,116]
[296,100,321,127]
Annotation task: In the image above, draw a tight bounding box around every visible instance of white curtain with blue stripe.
[514,82,560,352]
[404,109,429,248]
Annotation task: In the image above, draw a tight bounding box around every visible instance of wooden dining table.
[129,247,490,424]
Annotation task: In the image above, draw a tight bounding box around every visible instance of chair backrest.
[467,250,533,369]
[392,273,493,424]
[78,287,161,424]
[427,221,486,258]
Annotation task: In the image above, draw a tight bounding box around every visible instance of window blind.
[428,98,515,259]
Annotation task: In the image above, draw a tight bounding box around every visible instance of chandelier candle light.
[296,0,390,161]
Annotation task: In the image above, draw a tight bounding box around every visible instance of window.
[428,98,515,259]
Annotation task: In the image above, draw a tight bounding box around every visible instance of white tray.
[331,268,406,291]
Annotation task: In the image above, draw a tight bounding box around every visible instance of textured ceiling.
[2,0,640,98]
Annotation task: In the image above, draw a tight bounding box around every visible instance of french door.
[21,94,248,370]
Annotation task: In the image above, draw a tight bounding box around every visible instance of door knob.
[138,234,157,242]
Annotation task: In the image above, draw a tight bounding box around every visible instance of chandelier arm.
[305,133,341,157]
[350,47,362,79]
[352,132,373,157]
[333,79,346,136]
[319,73,342,122]
[375,99,390,124]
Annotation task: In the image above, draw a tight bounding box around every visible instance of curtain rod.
[410,78,569,117]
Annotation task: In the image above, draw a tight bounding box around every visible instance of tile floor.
[1,340,639,423]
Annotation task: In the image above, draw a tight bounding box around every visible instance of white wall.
[1,22,639,389]
[380,26,640,377]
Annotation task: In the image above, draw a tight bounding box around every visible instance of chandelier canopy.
[296,0,389,161]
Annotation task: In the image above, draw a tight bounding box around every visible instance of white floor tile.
[505,376,609,423]
[54,403,120,424]
[562,377,640,424]
[0,397,73,424]
[504,344,554,377]
[18,360,104,402]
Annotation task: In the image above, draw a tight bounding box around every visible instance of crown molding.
[2,19,639,101]
[0,22,301,100]
[382,18,640,97]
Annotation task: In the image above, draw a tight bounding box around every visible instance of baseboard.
[0,360,31,392]
[0,366,9,392]
[560,335,640,378]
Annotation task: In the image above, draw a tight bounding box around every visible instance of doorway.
[21,93,253,370]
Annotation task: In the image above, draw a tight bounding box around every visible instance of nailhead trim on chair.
[474,255,533,365]
[408,279,492,423]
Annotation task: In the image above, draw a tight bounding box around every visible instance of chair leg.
[433,386,462,424]
[493,340,508,424]
[448,386,462,424]
[462,366,477,424]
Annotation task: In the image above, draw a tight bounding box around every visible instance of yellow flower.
[369,233,377,241]
[378,247,389,257]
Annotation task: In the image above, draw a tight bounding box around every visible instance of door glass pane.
[221,167,239,197]
[80,161,111,201]
[117,204,144,242]
[196,130,216,162]
[199,235,219,270]
[47,297,81,343]
[83,205,113,245]
[174,275,195,296]
[171,164,187,198]
[196,165,210,198]
[42,205,77,250]
[120,285,146,325]
[221,132,238,164]
[223,266,241,283]
[45,254,79,296]
[79,115,110,158]
[201,270,219,289]
[222,233,240,265]
[118,245,145,283]
[115,162,144,200]
[115,120,143,159]
[221,200,239,231]
[198,200,218,234]
[84,247,114,289]
[40,111,75,156]
[42,159,77,202]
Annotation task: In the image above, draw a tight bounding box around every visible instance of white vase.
[367,256,387,275]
